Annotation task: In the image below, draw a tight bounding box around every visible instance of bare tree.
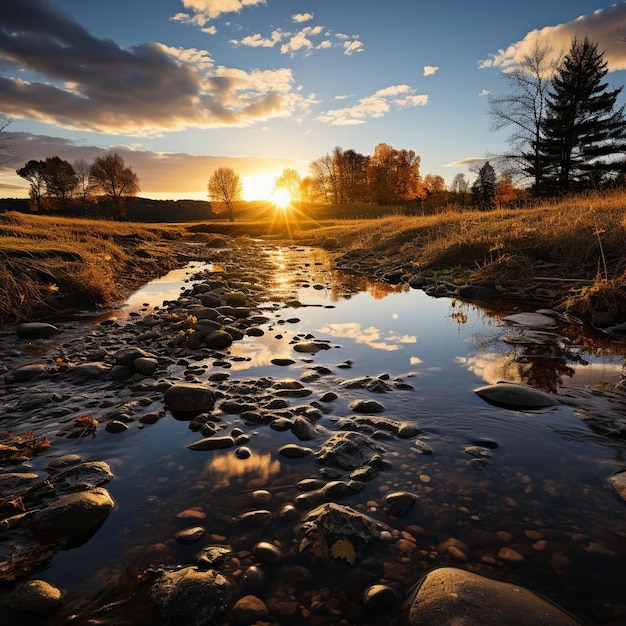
[488,41,558,193]
[74,158,93,215]
[0,114,13,168]
[207,167,242,222]
[89,152,140,219]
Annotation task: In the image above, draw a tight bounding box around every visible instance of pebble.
[279,444,313,458]
[232,595,269,623]
[362,584,397,612]
[174,526,206,544]
[253,541,284,564]
[498,547,525,562]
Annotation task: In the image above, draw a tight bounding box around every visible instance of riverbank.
[2,189,626,325]
[2,236,626,624]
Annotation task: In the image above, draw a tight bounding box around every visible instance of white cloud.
[231,29,285,48]
[293,12,314,23]
[317,84,428,126]
[479,3,626,73]
[423,65,439,77]
[479,89,490,97]
[180,0,266,21]
[343,40,364,56]
[280,26,325,55]
[0,2,313,134]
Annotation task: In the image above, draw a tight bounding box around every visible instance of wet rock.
[363,584,397,612]
[474,382,559,409]
[110,364,133,380]
[254,541,284,564]
[337,414,401,435]
[45,454,82,472]
[16,322,59,339]
[340,376,392,393]
[105,420,129,433]
[316,432,384,471]
[408,275,429,289]
[413,439,434,454]
[5,363,48,383]
[148,567,232,626]
[383,491,418,517]
[297,502,389,561]
[609,471,626,501]
[28,488,115,545]
[272,358,296,366]
[457,284,500,300]
[319,391,338,403]
[187,436,234,451]
[235,446,251,459]
[133,357,159,376]
[72,362,110,379]
[503,312,557,328]
[204,330,233,349]
[293,340,332,353]
[175,526,206,544]
[5,579,62,615]
[0,472,40,496]
[291,416,319,440]
[406,567,580,625]
[195,546,232,569]
[113,346,156,367]
[279,444,313,459]
[50,461,114,492]
[349,399,386,414]
[238,510,272,525]
[398,422,420,438]
[164,383,216,413]
[232,595,269,623]
[241,565,266,591]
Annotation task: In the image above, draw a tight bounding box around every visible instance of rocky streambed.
[1,239,626,625]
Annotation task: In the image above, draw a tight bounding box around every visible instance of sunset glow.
[1,2,624,199]
[271,188,291,210]
[242,173,281,202]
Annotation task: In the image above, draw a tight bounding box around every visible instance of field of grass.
[2,190,626,324]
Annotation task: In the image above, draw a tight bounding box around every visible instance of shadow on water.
[2,245,626,625]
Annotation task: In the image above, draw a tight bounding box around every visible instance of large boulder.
[406,567,581,626]
[28,488,114,545]
[148,567,233,626]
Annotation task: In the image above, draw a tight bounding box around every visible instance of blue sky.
[2,0,626,200]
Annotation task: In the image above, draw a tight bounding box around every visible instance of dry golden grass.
[3,189,626,324]
[0,211,184,324]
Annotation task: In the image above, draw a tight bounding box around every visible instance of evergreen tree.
[471,161,497,210]
[539,37,626,193]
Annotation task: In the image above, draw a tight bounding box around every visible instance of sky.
[2,0,626,201]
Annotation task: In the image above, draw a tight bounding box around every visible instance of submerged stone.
[406,567,580,626]
[474,382,559,410]
[16,322,59,339]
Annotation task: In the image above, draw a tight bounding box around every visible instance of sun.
[271,188,291,210]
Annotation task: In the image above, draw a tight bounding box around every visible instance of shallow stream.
[2,244,626,625]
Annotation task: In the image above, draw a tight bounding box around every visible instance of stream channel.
[2,242,626,625]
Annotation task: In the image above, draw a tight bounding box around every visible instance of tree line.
[489,36,626,197]
[7,35,626,220]
[16,152,140,219]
